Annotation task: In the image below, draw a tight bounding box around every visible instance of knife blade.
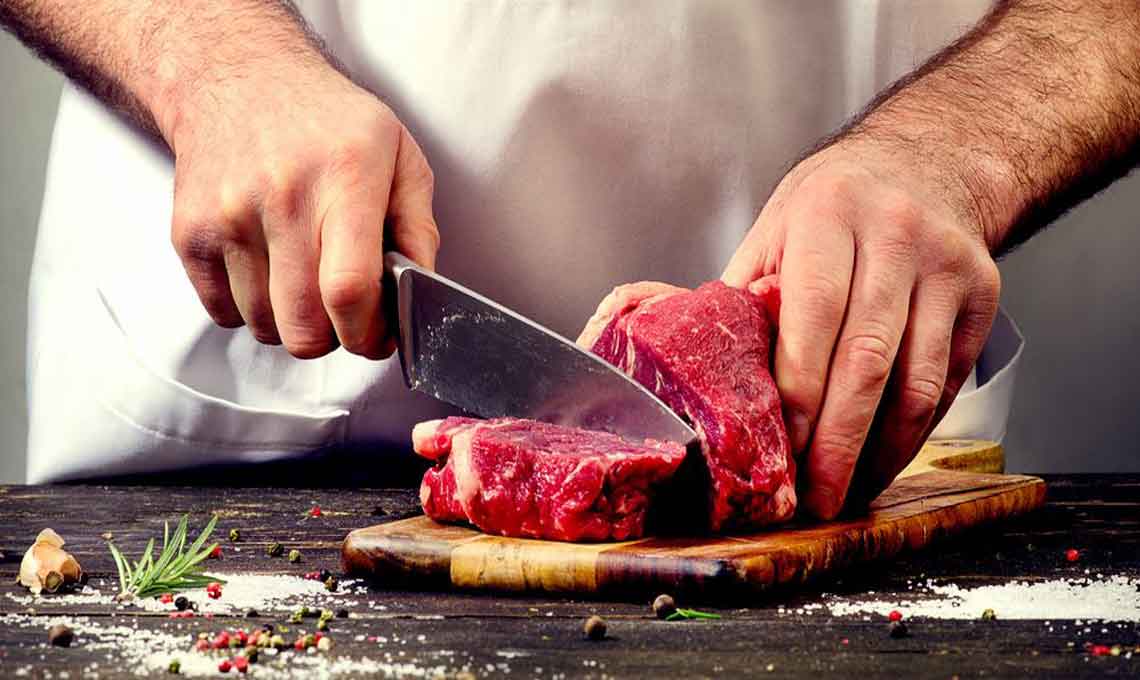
[384,252,699,446]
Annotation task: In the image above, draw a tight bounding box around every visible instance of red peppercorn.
[219,659,232,673]
[1065,548,1080,562]
[840,638,849,645]
[207,581,222,592]
[208,589,222,599]
[195,639,209,652]
[210,545,223,559]
[310,505,323,517]
[232,656,249,673]
[235,630,248,645]
[314,632,324,642]
[160,593,174,604]
[1090,644,1111,656]
[213,632,230,649]
[294,639,306,651]
[888,610,903,622]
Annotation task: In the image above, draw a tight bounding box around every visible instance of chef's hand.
[722,139,1000,519]
[167,60,438,359]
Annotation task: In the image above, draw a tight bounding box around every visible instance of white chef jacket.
[25,0,1019,483]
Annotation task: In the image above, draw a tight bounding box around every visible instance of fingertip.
[803,485,842,521]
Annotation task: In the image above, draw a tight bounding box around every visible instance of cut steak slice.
[414,417,687,542]
[578,278,796,532]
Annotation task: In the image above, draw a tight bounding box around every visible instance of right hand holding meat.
[162,59,438,359]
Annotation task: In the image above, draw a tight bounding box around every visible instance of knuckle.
[839,330,895,389]
[899,374,944,421]
[172,218,220,263]
[264,166,308,220]
[321,270,378,313]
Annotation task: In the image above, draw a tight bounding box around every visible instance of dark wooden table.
[1,476,1137,678]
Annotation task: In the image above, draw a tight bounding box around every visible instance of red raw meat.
[577,278,795,532]
[414,417,686,541]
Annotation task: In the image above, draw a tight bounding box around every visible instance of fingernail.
[786,409,811,454]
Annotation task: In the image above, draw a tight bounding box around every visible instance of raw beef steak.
[578,278,796,531]
[414,417,686,541]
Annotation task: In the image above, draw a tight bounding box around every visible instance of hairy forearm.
[830,0,1140,254]
[0,0,333,143]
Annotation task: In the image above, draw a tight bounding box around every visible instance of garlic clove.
[18,529,83,595]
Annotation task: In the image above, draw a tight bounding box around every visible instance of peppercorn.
[290,611,304,624]
[229,529,241,542]
[303,634,316,648]
[269,635,286,650]
[1065,548,1080,563]
[888,610,903,622]
[316,619,328,632]
[318,569,333,582]
[168,659,181,674]
[336,608,349,619]
[218,659,232,673]
[319,609,334,621]
[583,615,607,641]
[888,621,909,639]
[324,576,339,592]
[245,609,259,618]
[160,593,174,604]
[48,624,74,647]
[232,655,249,673]
[261,623,274,634]
[317,636,332,652]
[981,608,997,621]
[310,505,323,517]
[267,542,284,557]
[209,545,222,559]
[174,596,189,611]
[288,549,302,563]
[245,646,259,663]
[652,594,677,619]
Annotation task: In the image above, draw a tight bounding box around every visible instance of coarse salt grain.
[827,575,1140,621]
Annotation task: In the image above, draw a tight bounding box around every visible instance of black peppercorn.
[245,609,259,618]
[888,621,909,639]
[652,594,677,620]
[174,596,189,611]
[318,569,332,582]
[261,624,275,634]
[583,615,607,641]
[48,624,74,647]
[335,608,349,619]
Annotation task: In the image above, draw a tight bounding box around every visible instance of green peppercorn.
[288,549,302,563]
[244,647,259,664]
[316,619,328,632]
[652,594,677,619]
[229,529,241,542]
[290,611,303,624]
[229,636,242,648]
[324,576,339,592]
[319,609,334,621]
[583,615,607,641]
[266,542,284,557]
[981,608,997,621]
[269,635,286,650]
[168,659,181,674]
[303,634,316,648]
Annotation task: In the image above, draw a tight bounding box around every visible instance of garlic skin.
[18,529,83,595]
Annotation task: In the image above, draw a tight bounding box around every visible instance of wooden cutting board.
[342,439,1044,599]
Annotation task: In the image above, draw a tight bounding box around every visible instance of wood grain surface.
[343,440,1046,599]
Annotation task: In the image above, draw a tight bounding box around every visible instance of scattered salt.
[828,575,1140,620]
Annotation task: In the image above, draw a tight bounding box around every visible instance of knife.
[383,252,699,447]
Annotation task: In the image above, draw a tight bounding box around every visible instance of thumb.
[387,127,440,270]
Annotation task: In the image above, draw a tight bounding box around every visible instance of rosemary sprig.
[665,608,722,621]
[106,514,224,599]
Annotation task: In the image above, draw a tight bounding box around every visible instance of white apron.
[26,0,1014,483]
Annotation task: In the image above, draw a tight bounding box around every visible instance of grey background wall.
[1,28,1137,483]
